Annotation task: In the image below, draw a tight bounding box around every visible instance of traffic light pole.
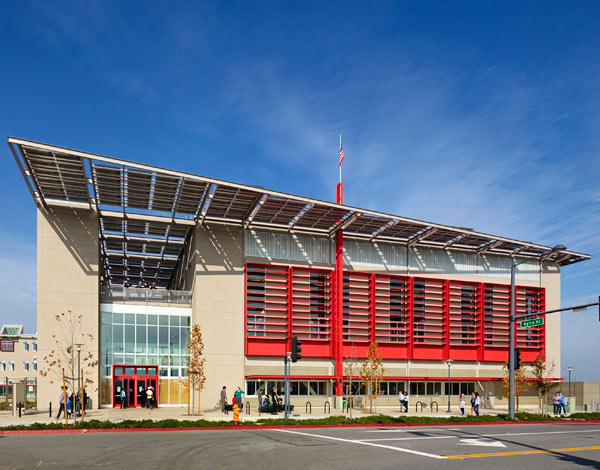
[284,353,289,420]
[509,261,516,419]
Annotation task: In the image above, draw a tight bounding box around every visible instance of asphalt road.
[2,423,600,469]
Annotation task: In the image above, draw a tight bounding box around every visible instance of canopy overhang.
[8,137,591,288]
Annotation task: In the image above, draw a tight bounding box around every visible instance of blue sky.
[0,1,598,380]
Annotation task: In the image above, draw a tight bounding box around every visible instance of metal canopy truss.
[8,137,591,287]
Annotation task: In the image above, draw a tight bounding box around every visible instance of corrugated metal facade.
[245,229,539,281]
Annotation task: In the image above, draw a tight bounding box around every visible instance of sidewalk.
[0,405,506,428]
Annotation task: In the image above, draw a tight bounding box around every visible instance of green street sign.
[520,317,544,328]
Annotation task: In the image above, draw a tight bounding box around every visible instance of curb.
[1,420,599,435]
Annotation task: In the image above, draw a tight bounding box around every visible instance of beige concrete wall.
[192,223,245,411]
[540,262,561,375]
[37,207,99,409]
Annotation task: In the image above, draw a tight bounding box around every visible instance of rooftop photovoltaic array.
[9,137,590,288]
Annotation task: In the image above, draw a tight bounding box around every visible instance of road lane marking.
[363,428,460,433]
[458,438,506,447]
[446,445,600,460]
[361,428,600,442]
[271,429,446,459]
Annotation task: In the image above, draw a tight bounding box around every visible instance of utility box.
[11,381,27,416]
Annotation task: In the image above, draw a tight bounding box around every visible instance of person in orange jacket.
[233,403,240,426]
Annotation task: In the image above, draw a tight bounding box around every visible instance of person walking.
[474,392,480,416]
[470,392,476,416]
[120,388,127,409]
[56,386,67,420]
[459,393,466,416]
[398,390,406,412]
[559,391,566,414]
[552,392,561,415]
[403,392,409,412]
[220,386,227,413]
[146,386,154,410]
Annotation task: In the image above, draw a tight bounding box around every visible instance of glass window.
[24,342,29,351]
[101,311,112,325]
[33,341,37,351]
[147,327,157,354]
[378,382,388,395]
[159,327,169,354]
[246,381,257,396]
[136,368,146,376]
[136,314,147,325]
[147,314,158,325]
[160,355,169,366]
[159,368,168,377]
[113,313,123,324]
[124,355,135,364]
[170,368,179,377]
[113,324,124,353]
[170,316,179,327]
[433,383,441,395]
[159,315,168,326]
[33,362,37,371]
[460,383,468,395]
[113,354,124,365]
[125,314,135,324]
[170,327,179,354]
[125,367,135,376]
[9,361,14,371]
[115,367,123,376]
[135,325,147,354]
[389,382,398,396]
[147,368,156,376]
[24,361,29,371]
[299,381,308,395]
[290,381,299,395]
[148,355,158,366]
[125,325,135,353]
[170,356,181,366]
[181,316,190,327]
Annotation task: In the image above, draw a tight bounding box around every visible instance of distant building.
[8,137,591,411]
[0,325,37,404]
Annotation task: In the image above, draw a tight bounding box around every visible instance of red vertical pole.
[442,280,450,360]
[287,266,293,353]
[369,273,376,343]
[335,182,344,397]
[539,288,546,361]
[477,283,485,361]
[407,277,415,359]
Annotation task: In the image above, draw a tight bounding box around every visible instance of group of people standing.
[56,385,87,420]
[220,386,246,412]
[552,391,568,415]
[458,392,480,416]
[118,385,154,410]
[258,387,283,413]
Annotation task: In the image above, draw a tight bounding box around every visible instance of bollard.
[18,403,22,418]
[324,401,330,414]
[49,402,52,418]
[305,401,312,414]
[246,401,251,414]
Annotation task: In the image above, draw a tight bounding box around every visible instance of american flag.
[339,149,344,166]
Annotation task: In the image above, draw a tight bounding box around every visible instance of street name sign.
[520,317,544,328]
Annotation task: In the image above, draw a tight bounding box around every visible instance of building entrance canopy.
[8,137,590,288]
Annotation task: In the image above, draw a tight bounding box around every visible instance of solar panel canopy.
[9,137,590,288]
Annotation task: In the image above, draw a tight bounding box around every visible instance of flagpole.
[339,134,342,184]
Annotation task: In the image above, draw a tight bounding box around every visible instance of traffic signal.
[291,336,302,363]
[514,349,521,369]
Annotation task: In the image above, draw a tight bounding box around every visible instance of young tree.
[360,342,385,414]
[530,355,555,415]
[39,311,99,395]
[343,345,359,418]
[187,324,206,415]
[502,361,530,412]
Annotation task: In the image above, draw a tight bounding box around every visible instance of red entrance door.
[113,365,158,407]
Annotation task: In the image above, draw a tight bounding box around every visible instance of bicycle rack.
[430,401,439,412]
[246,402,251,414]
[415,401,424,412]
[306,401,312,414]
[324,401,331,414]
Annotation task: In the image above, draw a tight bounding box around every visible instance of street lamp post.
[76,345,81,417]
[508,244,565,419]
[568,365,572,398]
[446,360,453,413]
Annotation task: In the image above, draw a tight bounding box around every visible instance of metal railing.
[101,286,192,305]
